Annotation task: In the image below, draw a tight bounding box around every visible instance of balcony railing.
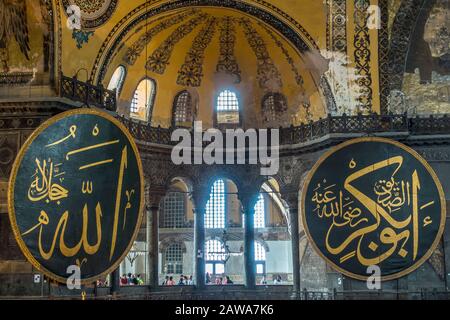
[58,74,450,147]
[60,73,116,111]
[118,113,450,147]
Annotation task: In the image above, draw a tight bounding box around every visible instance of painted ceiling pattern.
[216,16,241,83]
[62,0,118,29]
[123,9,197,66]
[177,17,218,87]
[121,9,301,89]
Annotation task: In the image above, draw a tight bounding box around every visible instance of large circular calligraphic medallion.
[302,137,446,281]
[8,109,144,284]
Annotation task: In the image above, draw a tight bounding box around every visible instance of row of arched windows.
[164,240,267,275]
[107,66,288,127]
[161,179,266,229]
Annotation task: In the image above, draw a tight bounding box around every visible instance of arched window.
[255,241,266,275]
[162,191,185,228]
[205,239,226,275]
[216,89,240,125]
[254,194,266,228]
[107,66,126,97]
[172,91,194,127]
[205,179,225,229]
[262,93,288,123]
[164,243,183,274]
[130,78,156,122]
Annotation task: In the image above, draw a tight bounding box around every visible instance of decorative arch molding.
[388,0,431,91]
[89,0,319,85]
[159,237,188,254]
[61,0,119,30]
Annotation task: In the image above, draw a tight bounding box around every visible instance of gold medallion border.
[7,108,145,285]
[301,137,446,281]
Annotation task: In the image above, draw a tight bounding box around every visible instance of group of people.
[259,275,283,285]
[205,272,234,285]
[120,273,144,286]
[162,275,193,286]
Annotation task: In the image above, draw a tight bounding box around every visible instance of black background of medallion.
[304,140,444,278]
[12,112,142,280]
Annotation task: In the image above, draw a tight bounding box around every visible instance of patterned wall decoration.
[62,0,118,29]
[319,75,338,114]
[239,18,282,89]
[177,18,218,87]
[92,0,317,85]
[353,0,373,113]
[72,30,95,49]
[378,0,390,114]
[259,22,304,86]
[123,10,197,66]
[216,17,241,83]
[326,0,347,53]
[0,133,19,179]
[146,12,209,74]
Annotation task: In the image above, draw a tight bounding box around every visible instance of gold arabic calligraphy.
[311,156,434,266]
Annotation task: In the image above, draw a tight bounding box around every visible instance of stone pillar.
[283,191,301,300]
[191,191,208,289]
[147,189,165,289]
[240,193,259,289]
[110,268,120,295]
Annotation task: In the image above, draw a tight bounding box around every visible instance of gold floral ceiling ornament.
[62,0,118,30]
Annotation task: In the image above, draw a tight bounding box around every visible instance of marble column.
[240,193,259,289]
[147,189,165,289]
[110,268,120,295]
[191,191,208,288]
[283,191,301,299]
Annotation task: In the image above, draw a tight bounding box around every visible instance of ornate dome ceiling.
[102,7,327,128]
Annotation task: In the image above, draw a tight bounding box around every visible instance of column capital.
[280,189,299,211]
[189,189,209,212]
[238,192,260,211]
[147,187,166,210]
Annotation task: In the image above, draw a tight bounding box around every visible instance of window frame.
[130,77,157,122]
[172,90,194,128]
[107,65,127,98]
[214,88,243,128]
[254,241,267,275]
[164,243,184,275]
[205,179,227,229]
[161,188,186,228]
[261,92,288,124]
[205,239,226,276]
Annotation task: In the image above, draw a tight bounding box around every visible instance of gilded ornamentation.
[92,0,316,84]
[146,13,209,74]
[259,22,304,86]
[302,137,446,281]
[177,17,218,87]
[326,0,347,53]
[123,10,197,66]
[239,18,282,89]
[216,17,241,83]
[62,0,118,29]
[353,0,373,113]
